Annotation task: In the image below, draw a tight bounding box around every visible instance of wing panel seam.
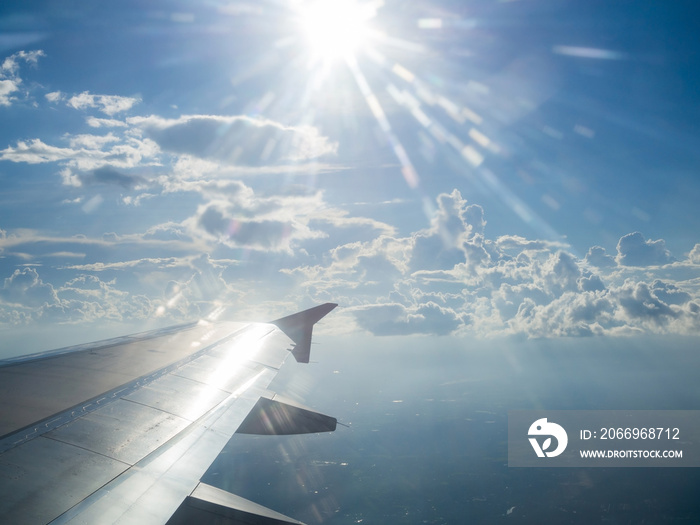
[0,324,255,452]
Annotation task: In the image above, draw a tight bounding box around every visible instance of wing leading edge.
[0,303,338,524]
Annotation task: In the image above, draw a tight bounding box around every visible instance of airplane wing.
[0,303,338,524]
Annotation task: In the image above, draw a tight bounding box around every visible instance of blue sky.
[1,0,700,355]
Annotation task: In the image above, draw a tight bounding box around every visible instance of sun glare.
[298,0,377,61]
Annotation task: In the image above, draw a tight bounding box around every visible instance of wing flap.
[167,482,304,525]
[236,393,337,435]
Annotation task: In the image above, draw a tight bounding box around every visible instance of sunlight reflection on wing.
[204,324,272,389]
[183,324,274,420]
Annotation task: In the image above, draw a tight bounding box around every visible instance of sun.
[297,0,378,61]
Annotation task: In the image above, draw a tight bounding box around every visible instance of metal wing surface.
[0,303,338,525]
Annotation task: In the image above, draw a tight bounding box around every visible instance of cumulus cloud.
[410,189,485,271]
[585,246,616,268]
[688,244,700,264]
[199,205,290,247]
[283,189,700,338]
[57,254,242,321]
[189,194,325,252]
[0,267,59,308]
[616,232,675,267]
[616,280,678,325]
[650,280,692,306]
[2,182,699,339]
[155,178,394,255]
[0,263,211,326]
[1,53,697,339]
[130,114,338,165]
[156,254,241,318]
[2,108,338,200]
[509,291,614,337]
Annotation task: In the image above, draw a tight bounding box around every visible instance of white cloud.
[86,116,128,128]
[410,189,485,272]
[157,180,395,255]
[1,132,161,174]
[1,51,697,339]
[187,194,326,253]
[0,258,234,326]
[1,50,45,75]
[688,244,700,265]
[67,91,140,115]
[45,91,63,102]
[0,50,45,106]
[281,189,700,338]
[2,107,340,198]
[68,132,120,149]
[0,79,20,106]
[0,139,77,164]
[585,246,617,268]
[2,184,699,338]
[63,256,186,272]
[0,267,60,308]
[616,232,675,267]
[508,291,614,337]
[350,301,465,336]
[130,114,338,165]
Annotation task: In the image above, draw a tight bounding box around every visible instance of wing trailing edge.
[270,303,337,363]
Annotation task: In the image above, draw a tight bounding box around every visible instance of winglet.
[270,303,337,363]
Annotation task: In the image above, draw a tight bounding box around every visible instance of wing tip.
[270,303,338,363]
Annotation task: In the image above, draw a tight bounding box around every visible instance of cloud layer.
[284,190,700,337]
[1,49,699,342]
